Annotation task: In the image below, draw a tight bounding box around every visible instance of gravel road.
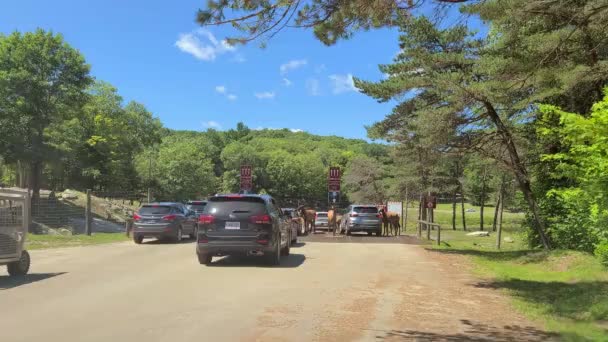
[0,235,555,342]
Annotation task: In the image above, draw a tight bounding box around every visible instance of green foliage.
[537,91,608,251]
[196,0,412,46]
[0,29,92,193]
[595,241,608,268]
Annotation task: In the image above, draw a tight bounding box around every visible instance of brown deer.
[297,205,316,234]
[380,208,401,236]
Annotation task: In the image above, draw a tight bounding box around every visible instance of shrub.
[595,241,608,268]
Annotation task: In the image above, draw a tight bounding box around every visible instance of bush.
[595,241,608,268]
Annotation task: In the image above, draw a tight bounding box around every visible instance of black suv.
[196,194,291,266]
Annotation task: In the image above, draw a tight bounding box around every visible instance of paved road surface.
[0,235,555,342]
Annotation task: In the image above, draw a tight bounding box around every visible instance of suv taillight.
[162,214,177,221]
[350,213,359,217]
[250,215,272,224]
[199,215,215,224]
[133,213,142,221]
[376,213,382,218]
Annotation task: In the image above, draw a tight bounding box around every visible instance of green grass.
[403,202,524,232]
[430,238,608,341]
[26,233,129,250]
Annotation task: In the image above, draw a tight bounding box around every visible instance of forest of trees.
[195,0,608,256]
[2,0,608,259]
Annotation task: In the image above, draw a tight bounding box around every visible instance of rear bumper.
[197,241,275,256]
[133,223,176,238]
[348,223,381,232]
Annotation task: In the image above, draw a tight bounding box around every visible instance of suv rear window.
[139,206,172,215]
[205,196,267,216]
[353,206,378,214]
[316,213,328,217]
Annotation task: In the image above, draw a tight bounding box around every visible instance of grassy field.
[416,204,608,341]
[26,233,129,250]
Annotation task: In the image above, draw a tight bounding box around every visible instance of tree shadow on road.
[372,320,559,341]
[291,241,306,248]
[425,247,545,262]
[208,253,306,268]
[0,272,67,290]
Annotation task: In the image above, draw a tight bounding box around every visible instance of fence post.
[437,224,441,246]
[85,189,92,236]
[125,219,133,237]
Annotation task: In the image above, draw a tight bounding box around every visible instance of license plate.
[225,222,240,230]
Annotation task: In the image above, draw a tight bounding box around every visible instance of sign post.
[328,167,341,205]
[240,165,253,193]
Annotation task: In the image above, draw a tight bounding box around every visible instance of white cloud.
[175,29,237,61]
[306,78,321,96]
[254,91,276,99]
[314,64,326,74]
[215,86,237,101]
[202,120,222,129]
[215,85,226,94]
[282,78,292,87]
[254,127,305,133]
[328,73,358,94]
[226,94,237,101]
[280,59,307,75]
[232,54,246,63]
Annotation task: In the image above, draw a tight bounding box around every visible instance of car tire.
[198,253,212,265]
[174,226,183,243]
[281,235,291,256]
[291,231,297,245]
[367,231,373,236]
[189,226,197,239]
[7,250,30,276]
[346,229,352,236]
[267,237,281,266]
[376,230,382,236]
[133,234,144,244]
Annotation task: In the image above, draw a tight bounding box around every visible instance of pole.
[426,191,431,240]
[147,152,152,203]
[496,177,505,249]
[404,187,409,231]
[85,189,92,236]
[437,224,441,246]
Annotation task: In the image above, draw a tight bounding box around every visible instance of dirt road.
[0,235,554,341]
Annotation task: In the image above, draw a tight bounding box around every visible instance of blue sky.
[1,1,477,140]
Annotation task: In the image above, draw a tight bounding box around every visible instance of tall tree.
[195,0,471,45]
[0,30,92,199]
[355,16,552,248]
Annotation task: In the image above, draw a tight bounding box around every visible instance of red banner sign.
[240,165,253,191]
[328,167,341,192]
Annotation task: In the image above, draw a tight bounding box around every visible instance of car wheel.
[376,230,382,236]
[189,226,197,239]
[367,231,373,236]
[346,229,352,236]
[175,226,183,243]
[267,237,281,266]
[133,234,144,244]
[7,250,30,276]
[198,253,212,265]
[281,235,291,256]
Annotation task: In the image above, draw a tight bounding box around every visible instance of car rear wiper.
[231,210,251,214]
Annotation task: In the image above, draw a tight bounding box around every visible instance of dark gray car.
[341,205,382,236]
[196,194,291,266]
[186,200,207,215]
[132,202,198,244]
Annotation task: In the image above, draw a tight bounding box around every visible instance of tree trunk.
[496,183,504,249]
[483,101,550,249]
[404,187,409,230]
[492,196,500,232]
[460,184,467,231]
[480,167,487,231]
[452,191,457,230]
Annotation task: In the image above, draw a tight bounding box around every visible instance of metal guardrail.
[417,220,441,245]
